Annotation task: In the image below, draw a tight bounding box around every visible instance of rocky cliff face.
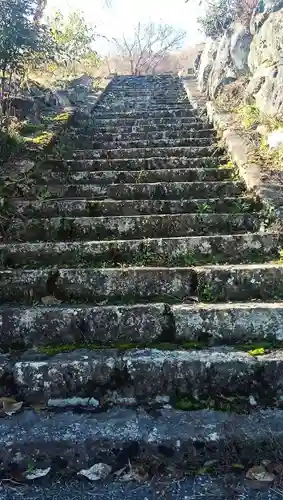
[198,0,283,116]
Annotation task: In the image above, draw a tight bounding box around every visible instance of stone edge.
[182,75,283,212]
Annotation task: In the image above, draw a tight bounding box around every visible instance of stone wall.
[198,0,283,116]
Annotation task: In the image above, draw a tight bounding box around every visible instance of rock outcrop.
[198,3,283,117]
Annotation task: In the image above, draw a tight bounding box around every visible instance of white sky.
[46,0,204,54]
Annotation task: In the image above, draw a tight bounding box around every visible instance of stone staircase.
[1,74,283,491]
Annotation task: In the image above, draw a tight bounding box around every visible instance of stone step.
[17,180,244,200]
[1,223,278,264]
[0,267,195,304]
[0,475,274,500]
[4,213,261,242]
[89,128,217,141]
[92,109,195,119]
[95,102,192,110]
[97,99,190,106]
[40,156,224,173]
[11,196,258,218]
[3,232,278,268]
[2,264,283,304]
[90,137,216,150]
[5,347,283,403]
[80,116,203,127]
[197,263,283,302]
[1,301,283,349]
[79,121,212,134]
[30,168,234,186]
[69,146,224,160]
[0,408,282,477]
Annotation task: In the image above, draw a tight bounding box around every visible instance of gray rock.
[247,9,283,115]
[199,22,251,98]
[197,39,219,93]
[230,22,252,72]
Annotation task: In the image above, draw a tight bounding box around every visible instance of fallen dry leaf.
[246,464,275,483]
[41,295,62,306]
[78,463,112,481]
[0,397,23,416]
[25,467,51,480]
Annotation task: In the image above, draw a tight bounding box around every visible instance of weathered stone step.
[95,102,192,111]
[17,180,244,200]
[90,137,216,150]
[0,409,282,476]
[40,156,224,173]
[80,121,211,134]
[89,128,216,141]
[69,146,224,160]
[3,232,278,268]
[32,168,234,186]
[97,99,190,107]
[2,264,283,304]
[11,196,257,218]
[7,347,283,403]
[0,267,195,304]
[197,263,283,302]
[1,301,283,349]
[6,475,283,500]
[92,109,195,119]
[4,213,261,242]
[80,116,203,127]
[0,475,273,500]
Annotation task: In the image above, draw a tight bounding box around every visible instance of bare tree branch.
[112,22,186,75]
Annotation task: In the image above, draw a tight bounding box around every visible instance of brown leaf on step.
[41,295,62,306]
[246,465,275,483]
[0,397,23,416]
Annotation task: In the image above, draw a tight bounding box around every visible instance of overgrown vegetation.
[192,0,256,39]
[0,0,101,163]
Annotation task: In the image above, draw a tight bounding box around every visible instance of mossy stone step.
[10,196,258,218]
[30,168,235,185]
[68,146,224,160]
[0,267,195,304]
[1,301,283,349]
[7,347,283,403]
[89,137,216,150]
[95,103,193,111]
[92,109,195,119]
[197,263,283,302]
[15,181,243,200]
[2,265,283,304]
[79,116,205,127]
[38,157,224,173]
[89,128,216,141]
[2,232,279,268]
[4,213,261,242]
[0,408,283,476]
[80,121,211,134]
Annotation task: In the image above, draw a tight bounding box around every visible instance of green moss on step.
[175,395,237,413]
[38,340,283,357]
[198,284,215,302]
[38,340,207,355]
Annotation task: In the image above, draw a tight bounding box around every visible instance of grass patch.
[19,122,45,136]
[24,131,54,145]
[236,104,260,130]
